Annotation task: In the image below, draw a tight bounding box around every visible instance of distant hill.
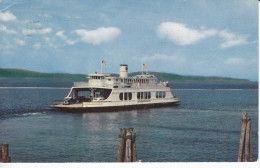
[129,71,254,83]
[0,68,256,83]
[0,68,86,79]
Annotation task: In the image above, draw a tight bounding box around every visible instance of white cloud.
[33,43,41,49]
[157,22,217,46]
[218,30,248,49]
[74,27,121,45]
[56,30,77,45]
[14,38,25,46]
[22,28,52,35]
[0,11,16,22]
[56,30,66,40]
[157,22,250,49]
[0,24,16,34]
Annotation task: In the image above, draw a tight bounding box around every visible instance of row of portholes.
[137,92,151,99]
[119,92,132,100]
[156,91,166,98]
[119,91,166,100]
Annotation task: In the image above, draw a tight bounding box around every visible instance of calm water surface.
[0,87,258,162]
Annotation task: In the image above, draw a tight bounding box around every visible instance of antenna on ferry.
[101,60,106,74]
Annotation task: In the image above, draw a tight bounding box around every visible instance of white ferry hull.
[50,100,180,112]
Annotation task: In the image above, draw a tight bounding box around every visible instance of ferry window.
[116,79,118,81]
[124,93,127,100]
[156,91,165,98]
[156,91,160,98]
[141,92,143,99]
[137,92,140,99]
[162,91,166,98]
[125,67,128,70]
[129,93,132,100]
[119,92,132,100]
[101,76,104,79]
[148,92,151,99]
[98,76,100,79]
[144,92,147,99]
[108,79,111,81]
[119,93,123,100]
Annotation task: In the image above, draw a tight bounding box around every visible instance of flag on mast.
[102,60,106,66]
[143,64,147,68]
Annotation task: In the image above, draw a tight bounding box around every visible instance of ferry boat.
[51,64,180,112]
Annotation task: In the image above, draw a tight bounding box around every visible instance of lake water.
[0,79,258,162]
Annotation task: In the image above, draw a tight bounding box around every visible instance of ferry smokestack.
[120,64,128,78]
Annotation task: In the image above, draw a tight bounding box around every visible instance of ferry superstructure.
[51,64,179,112]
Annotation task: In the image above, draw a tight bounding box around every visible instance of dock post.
[124,128,133,162]
[244,118,251,161]
[237,112,247,162]
[0,144,11,163]
[237,112,253,162]
[116,128,126,162]
[132,132,137,162]
[116,127,137,162]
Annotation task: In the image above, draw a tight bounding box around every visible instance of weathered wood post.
[244,118,251,161]
[237,112,253,162]
[116,128,126,162]
[0,144,11,163]
[116,127,137,162]
[124,128,133,162]
[237,112,247,162]
[132,132,137,162]
[249,125,253,161]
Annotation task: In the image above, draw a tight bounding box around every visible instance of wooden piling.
[116,127,137,162]
[116,128,126,162]
[124,128,133,162]
[237,112,253,162]
[0,144,11,163]
[132,132,137,162]
[249,125,253,162]
[237,112,247,162]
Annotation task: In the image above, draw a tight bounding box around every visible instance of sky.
[0,0,258,81]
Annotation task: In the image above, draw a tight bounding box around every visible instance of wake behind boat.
[50,64,180,112]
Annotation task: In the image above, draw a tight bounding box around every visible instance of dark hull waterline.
[51,101,180,113]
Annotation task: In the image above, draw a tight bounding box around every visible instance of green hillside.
[0,68,255,83]
[0,68,86,79]
[129,71,253,83]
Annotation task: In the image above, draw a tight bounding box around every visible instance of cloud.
[14,38,25,46]
[218,30,248,49]
[0,11,16,21]
[22,28,52,35]
[33,43,41,49]
[74,27,121,45]
[56,30,77,45]
[56,30,66,40]
[0,24,16,34]
[157,22,217,46]
[157,22,250,49]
